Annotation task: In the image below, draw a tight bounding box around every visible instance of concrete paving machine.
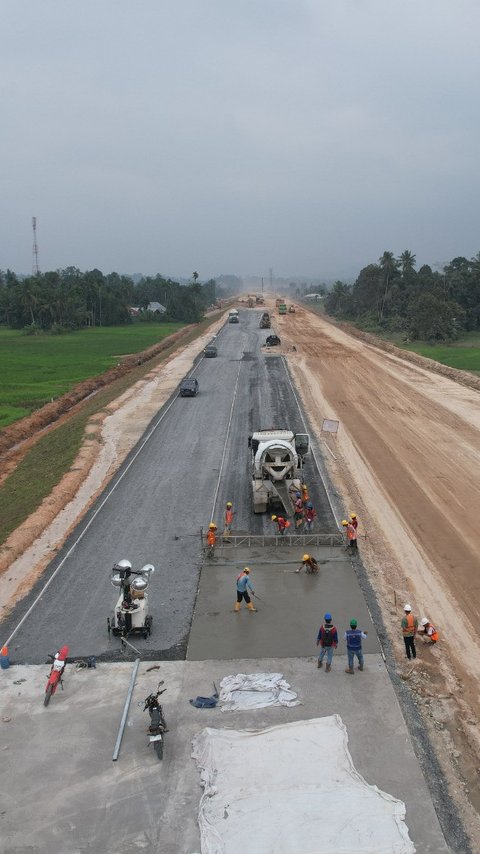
[107,559,154,639]
[249,429,309,514]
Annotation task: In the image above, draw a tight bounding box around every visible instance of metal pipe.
[112,657,140,761]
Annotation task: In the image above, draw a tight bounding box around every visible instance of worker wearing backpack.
[316,613,338,672]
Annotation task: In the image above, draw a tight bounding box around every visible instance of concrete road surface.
[0,658,448,853]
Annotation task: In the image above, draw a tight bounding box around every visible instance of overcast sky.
[2,1,479,280]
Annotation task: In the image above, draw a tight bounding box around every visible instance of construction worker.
[350,513,358,531]
[235,567,257,612]
[271,514,289,535]
[294,492,304,529]
[206,522,217,557]
[224,502,234,536]
[344,619,368,674]
[303,502,316,532]
[401,604,418,660]
[296,554,319,574]
[342,519,357,550]
[316,613,338,672]
[301,482,309,505]
[419,618,439,645]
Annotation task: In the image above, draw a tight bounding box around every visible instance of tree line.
[324,251,480,341]
[0,268,220,332]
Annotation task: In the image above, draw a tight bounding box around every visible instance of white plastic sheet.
[192,715,415,854]
[219,672,300,711]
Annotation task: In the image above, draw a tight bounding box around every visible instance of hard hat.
[244,567,250,574]
[306,502,313,509]
[350,619,358,628]
[209,522,216,529]
[351,513,357,518]
[54,652,60,659]
[303,554,310,561]
[226,502,232,507]
[404,603,412,612]
[295,492,301,498]
[342,520,348,526]
[117,559,132,569]
[271,515,277,521]
[421,618,429,626]
[324,613,332,622]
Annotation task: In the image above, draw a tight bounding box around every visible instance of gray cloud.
[1,0,479,278]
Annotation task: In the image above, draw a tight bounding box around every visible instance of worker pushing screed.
[234,567,257,612]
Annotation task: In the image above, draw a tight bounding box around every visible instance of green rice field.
[403,336,480,374]
[0,323,184,427]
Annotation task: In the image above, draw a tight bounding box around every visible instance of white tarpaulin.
[192,715,415,854]
[219,672,300,711]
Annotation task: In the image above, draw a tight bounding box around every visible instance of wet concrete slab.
[0,658,448,853]
[187,545,380,660]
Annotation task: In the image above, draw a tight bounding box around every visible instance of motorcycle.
[142,682,167,760]
[44,645,69,706]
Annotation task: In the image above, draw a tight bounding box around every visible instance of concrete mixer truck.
[248,429,309,514]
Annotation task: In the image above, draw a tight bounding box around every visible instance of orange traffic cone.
[0,645,10,670]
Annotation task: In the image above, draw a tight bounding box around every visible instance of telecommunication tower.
[32,216,39,274]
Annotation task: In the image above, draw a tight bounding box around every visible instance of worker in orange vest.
[350,513,358,531]
[301,483,309,504]
[342,519,357,550]
[419,618,439,645]
[401,604,418,660]
[293,492,304,529]
[224,502,234,536]
[271,514,289,535]
[206,522,217,557]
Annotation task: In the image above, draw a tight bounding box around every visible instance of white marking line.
[209,357,243,522]
[2,354,208,649]
[281,356,340,530]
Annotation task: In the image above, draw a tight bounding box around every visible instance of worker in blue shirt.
[235,567,257,612]
[344,618,368,674]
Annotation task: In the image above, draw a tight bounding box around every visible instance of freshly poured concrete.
[0,658,448,853]
[188,545,380,660]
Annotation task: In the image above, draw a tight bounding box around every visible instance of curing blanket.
[219,672,300,711]
[192,715,415,854]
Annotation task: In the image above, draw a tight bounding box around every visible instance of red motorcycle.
[44,645,69,707]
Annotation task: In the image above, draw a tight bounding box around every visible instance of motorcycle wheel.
[154,738,163,760]
[44,684,53,707]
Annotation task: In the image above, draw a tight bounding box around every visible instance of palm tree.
[378,251,398,321]
[399,250,416,277]
[192,271,199,284]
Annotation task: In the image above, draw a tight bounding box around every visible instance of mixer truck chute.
[248,429,309,514]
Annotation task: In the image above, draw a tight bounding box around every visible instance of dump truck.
[249,429,309,514]
[278,303,287,315]
[228,309,239,324]
[259,311,271,329]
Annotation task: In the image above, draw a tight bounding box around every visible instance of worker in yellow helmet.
[296,554,319,574]
[224,502,235,537]
[206,522,217,557]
